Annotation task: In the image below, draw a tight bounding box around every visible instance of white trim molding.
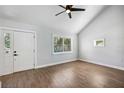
[79,59,124,71]
[36,59,77,69]
[0,81,1,88]
[0,26,35,33]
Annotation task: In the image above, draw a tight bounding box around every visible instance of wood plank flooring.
[0,60,124,88]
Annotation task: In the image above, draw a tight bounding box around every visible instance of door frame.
[0,26,37,75]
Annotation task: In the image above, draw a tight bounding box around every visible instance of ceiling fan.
[55,5,86,19]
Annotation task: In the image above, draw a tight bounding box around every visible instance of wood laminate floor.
[0,60,124,88]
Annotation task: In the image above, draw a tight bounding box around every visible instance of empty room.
[0,5,124,88]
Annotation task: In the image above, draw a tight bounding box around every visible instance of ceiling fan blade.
[69,5,73,8]
[59,5,66,9]
[71,8,85,11]
[68,13,72,18]
[55,10,66,16]
[66,5,73,10]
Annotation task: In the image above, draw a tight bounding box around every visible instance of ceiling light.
[66,10,71,13]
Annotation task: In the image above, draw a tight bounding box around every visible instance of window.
[53,34,72,54]
[94,39,105,47]
[64,38,71,52]
[54,36,63,52]
[4,33,11,49]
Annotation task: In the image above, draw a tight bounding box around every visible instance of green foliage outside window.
[54,35,71,53]
[4,33,11,49]
[64,38,71,51]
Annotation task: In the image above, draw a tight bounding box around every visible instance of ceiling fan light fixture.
[55,5,86,19]
[66,10,71,13]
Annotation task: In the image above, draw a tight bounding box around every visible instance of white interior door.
[2,30,14,75]
[1,29,35,75]
[14,32,35,72]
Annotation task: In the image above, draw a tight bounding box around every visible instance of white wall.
[0,31,3,76]
[78,5,124,69]
[0,18,78,74]
[36,25,78,66]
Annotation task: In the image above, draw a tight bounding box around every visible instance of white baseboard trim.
[79,59,124,71]
[0,81,1,88]
[0,59,77,76]
[36,59,77,69]
[0,72,14,77]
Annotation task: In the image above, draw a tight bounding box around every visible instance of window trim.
[52,34,73,55]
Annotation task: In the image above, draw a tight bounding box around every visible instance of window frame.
[52,34,73,54]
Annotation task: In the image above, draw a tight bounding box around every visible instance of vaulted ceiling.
[0,5,105,34]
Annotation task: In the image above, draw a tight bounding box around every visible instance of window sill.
[52,51,73,55]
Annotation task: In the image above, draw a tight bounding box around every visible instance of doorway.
[1,28,36,75]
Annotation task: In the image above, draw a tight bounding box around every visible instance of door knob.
[14,51,16,53]
[14,54,18,56]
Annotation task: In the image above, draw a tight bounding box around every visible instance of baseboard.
[0,73,2,76]
[0,81,1,88]
[36,59,77,69]
[0,59,77,76]
[79,59,124,71]
[0,72,14,77]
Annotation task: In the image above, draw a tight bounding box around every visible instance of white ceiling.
[0,5,104,34]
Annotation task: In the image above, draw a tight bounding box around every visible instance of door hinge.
[33,49,35,53]
[33,35,35,38]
